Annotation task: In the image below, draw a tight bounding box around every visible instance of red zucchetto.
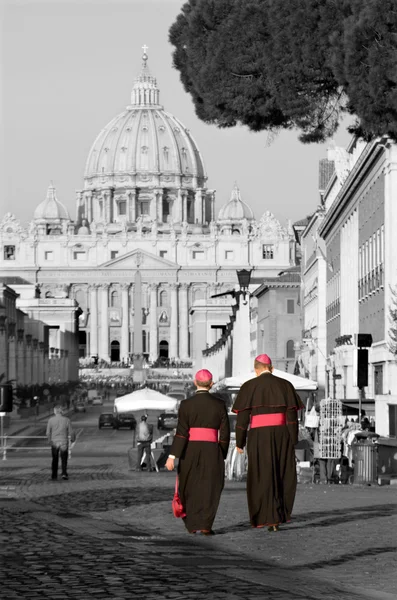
[195,369,213,382]
[255,354,272,365]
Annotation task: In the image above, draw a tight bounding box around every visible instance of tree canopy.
[169,0,397,143]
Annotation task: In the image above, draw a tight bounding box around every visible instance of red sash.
[250,413,286,428]
[189,427,218,442]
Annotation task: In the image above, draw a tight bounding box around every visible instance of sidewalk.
[0,449,396,599]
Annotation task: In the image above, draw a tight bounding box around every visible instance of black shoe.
[61,474,69,480]
[267,525,279,532]
[51,476,57,481]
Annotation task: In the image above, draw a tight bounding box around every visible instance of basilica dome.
[84,52,207,189]
[217,184,254,221]
[34,184,70,221]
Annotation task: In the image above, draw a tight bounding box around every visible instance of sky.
[0,0,353,228]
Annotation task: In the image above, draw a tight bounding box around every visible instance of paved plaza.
[1,432,396,600]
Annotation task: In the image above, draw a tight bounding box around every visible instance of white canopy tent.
[213,369,318,392]
[114,387,178,413]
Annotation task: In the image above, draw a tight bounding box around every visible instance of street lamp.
[236,269,252,304]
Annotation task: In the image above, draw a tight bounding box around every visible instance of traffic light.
[355,334,373,388]
[357,349,369,388]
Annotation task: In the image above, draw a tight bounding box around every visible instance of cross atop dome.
[129,46,161,108]
[217,183,255,221]
[231,182,242,202]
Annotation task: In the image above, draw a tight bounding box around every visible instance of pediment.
[99,248,177,270]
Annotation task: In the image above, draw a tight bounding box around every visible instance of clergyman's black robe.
[232,372,304,527]
[169,391,230,532]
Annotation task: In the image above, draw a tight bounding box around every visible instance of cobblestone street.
[1,451,396,600]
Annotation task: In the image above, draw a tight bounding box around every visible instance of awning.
[114,387,178,413]
[213,369,317,392]
[341,399,375,416]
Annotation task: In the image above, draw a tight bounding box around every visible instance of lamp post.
[232,269,253,377]
[236,269,252,305]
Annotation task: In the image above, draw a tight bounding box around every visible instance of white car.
[92,396,103,405]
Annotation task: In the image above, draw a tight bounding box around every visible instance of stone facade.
[0,282,79,386]
[253,270,301,374]
[0,53,297,365]
[300,136,397,436]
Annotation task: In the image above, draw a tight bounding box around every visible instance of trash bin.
[352,432,380,484]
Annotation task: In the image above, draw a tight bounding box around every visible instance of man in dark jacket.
[166,369,230,535]
[46,405,75,480]
[232,354,304,531]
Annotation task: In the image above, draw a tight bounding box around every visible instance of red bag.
[172,476,186,518]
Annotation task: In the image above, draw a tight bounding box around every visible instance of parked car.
[98,413,115,429]
[114,412,137,430]
[157,412,178,430]
[92,396,103,406]
[74,401,86,413]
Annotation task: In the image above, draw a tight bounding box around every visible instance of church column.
[149,283,158,362]
[194,189,203,224]
[179,283,189,359]
[181,191,188,223]
[150,190,157,221]
[210,192,215,222]
[155,188,163,223]
[86,191,93,223]
[176,189,183,223]
[75,191,83,223]
[89,284,98,357]
[109,188,114,222]
[102,191,108,223]
[129,189,136,222]
[169,283,179,360]
[99,284,109,360]
[120,284,130,361]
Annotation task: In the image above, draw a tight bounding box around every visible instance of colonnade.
[0,325,71,387]
[79,187,216,226]
[88,281,191,362]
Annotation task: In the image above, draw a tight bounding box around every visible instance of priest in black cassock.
[166,369,230,535]
[232,354,304,531]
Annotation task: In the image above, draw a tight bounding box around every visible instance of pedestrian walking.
[232,354,304,531]
[165,369,230,535]
[135,415,153,471]
[46,404,75,481]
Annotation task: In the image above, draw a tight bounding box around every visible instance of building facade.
[0,52,297,365]
[0,281,79,387]
[253,268,301,373]
[299,136,397,436]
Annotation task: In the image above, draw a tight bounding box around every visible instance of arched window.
[111,290,119,308]
[159,290,168,307]
[159,339,169,358]
[110,340,120,362]
[286,340,295,359]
